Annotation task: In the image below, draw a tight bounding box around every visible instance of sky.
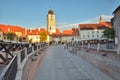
[0,0,120,31]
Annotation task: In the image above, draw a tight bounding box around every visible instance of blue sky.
[0,0,120,30]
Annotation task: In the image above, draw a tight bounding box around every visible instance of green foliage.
[40,32,47,42]
[7,32,14,41]
[103,28,115,39]
[29,38,33,43]
[19,37,22,42]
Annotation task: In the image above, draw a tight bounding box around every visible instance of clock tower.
[47,10,56,34]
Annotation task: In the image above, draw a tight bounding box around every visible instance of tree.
[7,32,14,41]
[40,32,47,42]
[29,38,33,43]
[103,28,115,40]
[19,37,22,42]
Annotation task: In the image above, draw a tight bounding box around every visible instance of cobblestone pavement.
[35,45,112,80]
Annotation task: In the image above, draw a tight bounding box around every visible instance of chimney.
[38,28,40,31]
[8,28,10,32]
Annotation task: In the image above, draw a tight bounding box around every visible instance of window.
[92,31,94,33]
[97,31,99,33]
[83,35,85,38]
[88,35,89,37]
[36,37,38,39]
[4,37,6,39]
[97,35,99,37]
[101,35,103,38]
[92,35,94,37]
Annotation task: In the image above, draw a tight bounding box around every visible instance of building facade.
[0,24,24,42]
[47,10,56,34]
[0,24,50,43]
[79,17,111,41]
[112,6,120,54]
[0,30,3,40]
[62,28,79,42]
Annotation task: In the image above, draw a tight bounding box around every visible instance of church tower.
[47,9,56,34]
[99,16,102,24]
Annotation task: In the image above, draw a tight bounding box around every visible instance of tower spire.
[99,16,102,24]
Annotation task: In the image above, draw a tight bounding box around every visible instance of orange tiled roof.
[51,28,61,37]
[26,28,49,35]
[100,22,111,28]
[0,24,50,36]
[79,21,112,30]
[62,28,79,37]
[56,28,60,35]
[0,24,24,33]
[62,30,73,35]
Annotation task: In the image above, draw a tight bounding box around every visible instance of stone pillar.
[97,43,100,51]
[41,43,42,49]
[87,43,90,49]
[25,48,28,60]
[82,41,84,48]
[17,51,21,69]
[32,46,34,52]
[40,43,41,49]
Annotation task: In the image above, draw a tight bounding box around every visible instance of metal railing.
[0,42,48,80]
[27,47,32,54]
[21,49,25,63]
[2,56,17,80]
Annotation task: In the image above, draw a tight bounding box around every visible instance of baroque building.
[47,10,56,34]
[78,17,111,41]
[62,28,79,42]
[0,24,50,43]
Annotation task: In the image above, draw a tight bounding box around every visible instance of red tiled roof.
[100,22,111,28]
[62,28,79,37]
[79,21,112,30]
[0,24,50,36]
[51,28,61,37]
[26,28,49,35]
[0,24,24,33]
[62,30,73,35]
[56,28,60,35]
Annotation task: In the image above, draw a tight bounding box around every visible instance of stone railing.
[66,42,117,53]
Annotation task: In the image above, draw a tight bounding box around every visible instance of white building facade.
[78,17,111,42]
[79,29,104,41]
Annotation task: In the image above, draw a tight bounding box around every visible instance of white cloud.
[58,15,113,32]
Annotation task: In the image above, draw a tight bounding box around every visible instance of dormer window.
[8,28,10,32]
